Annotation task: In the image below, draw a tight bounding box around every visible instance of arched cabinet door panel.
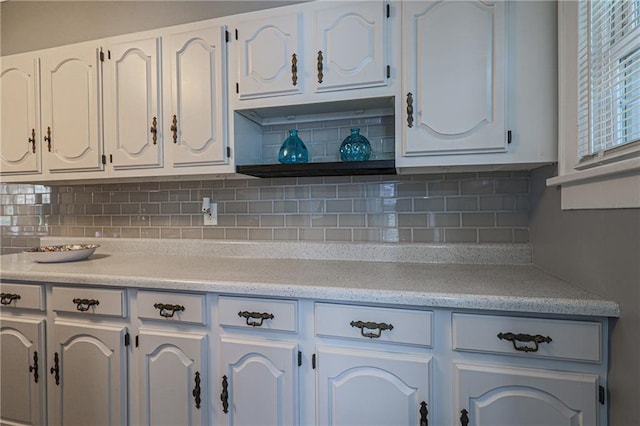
[402,0,507,156]
[454,363,599,426]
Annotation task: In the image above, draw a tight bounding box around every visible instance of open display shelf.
[236,160,396,178]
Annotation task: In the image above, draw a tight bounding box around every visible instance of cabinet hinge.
[225,30,230,43]
[226,146,232,158]
[235,28,238,40]
[312,353,316,369]
[386,65,391,79]
[599,385,606,405]
[507,130,512,144]
[135,335,139,347]
[101,154,107,165]
[298,351,302,367]
[386,3,390,18]
[124,333,130,346]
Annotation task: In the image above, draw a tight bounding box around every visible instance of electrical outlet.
[204,202,217,226]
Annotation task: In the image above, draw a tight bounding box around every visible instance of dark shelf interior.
[236,160,396,178]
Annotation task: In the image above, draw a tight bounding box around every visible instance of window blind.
[578,0,640,159]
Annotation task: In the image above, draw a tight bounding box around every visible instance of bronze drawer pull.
[221,375,229,414]
[460,409,469,426]
[350,320,394,338]
[154,303,185,318]
[317,50,324,83]
[44,126,52,151]
[497,332,552,353]
[72,298,99,312]
[30,351,39,383]
[50,352,60,386]
[419,401,428,426]
[407,93,414,128]
[150,116,158,145]
[0,293,21,305]
[29,128,36,153]
[238,311,274,327]
[192,371,201,409]
[170,115,178,143]
[291,53,298,86]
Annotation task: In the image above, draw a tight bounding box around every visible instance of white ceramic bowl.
[25,244,100,263]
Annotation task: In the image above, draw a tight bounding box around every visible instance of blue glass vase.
[278,129,309,164]
[340,128,371,162]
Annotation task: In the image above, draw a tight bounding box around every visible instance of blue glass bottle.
[340,128,371,162]
[278,129,309,164]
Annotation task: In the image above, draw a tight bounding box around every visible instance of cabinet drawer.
[218,296,297,333]
[452,313,602,362]
[137,290,206,324]
[315,303,433,347]
[0,282,45,311]
[52,286,126,317]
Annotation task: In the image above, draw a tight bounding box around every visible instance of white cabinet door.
[0,317,46,426]
[49,320,127,426]
[0,54,41,175]
[219,336,299,426]
[138,329,207,426]
[103,36,163,170]
[454,363,599,426]
[169,25,228,167]
[313,1,388,93]
[316,346,431,426]
[401,1,506,156]
[40,44,104,173]
[234,12,303,100]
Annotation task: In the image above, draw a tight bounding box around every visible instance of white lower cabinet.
[138,329,208,426]
[219,336,299,426]
[454,363,598,426]
[316,346,431,425]
[0,317,46,426]
[49,320,128,426]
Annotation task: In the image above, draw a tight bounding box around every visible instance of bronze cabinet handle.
[237,311,274,327]
[0,293,21,305]
[72,298,99,312]
[153,303,185,318]
[28,128,36,153]
[406,93,414,128]
[291,53,298,86]
[350,320,394,338]
[29,351,39,383]
[170,115,178,143]
[317,50,324,84]
[150,116,158,145]
[460,409,469,426]
[419,401,428,426]
[44,127,52,151]
[497,332,552,353]
[221,375,229,414]
[50,352,60,386]
[192,371,201,409]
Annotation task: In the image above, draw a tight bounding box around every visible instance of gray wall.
[530,165,640,425]
[1,0,304,55]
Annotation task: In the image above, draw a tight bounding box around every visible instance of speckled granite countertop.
[0,238,620,317]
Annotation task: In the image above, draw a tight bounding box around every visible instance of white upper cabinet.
[234,12,303,100]
[103,35,163,170]
[397,0,558,170]
[168,24,229,168]
[401,0,507,157]
[230,1,392,106]
[0,54,41,175]
[313,1,387,93]
[40,43,104,173]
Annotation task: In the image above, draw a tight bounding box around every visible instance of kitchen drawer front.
[52,286,126,317]
[452,313,602,362]
[315,303,433,347]
[137,290,206,324]
[0,282,45,311]
[218,296,297,333]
